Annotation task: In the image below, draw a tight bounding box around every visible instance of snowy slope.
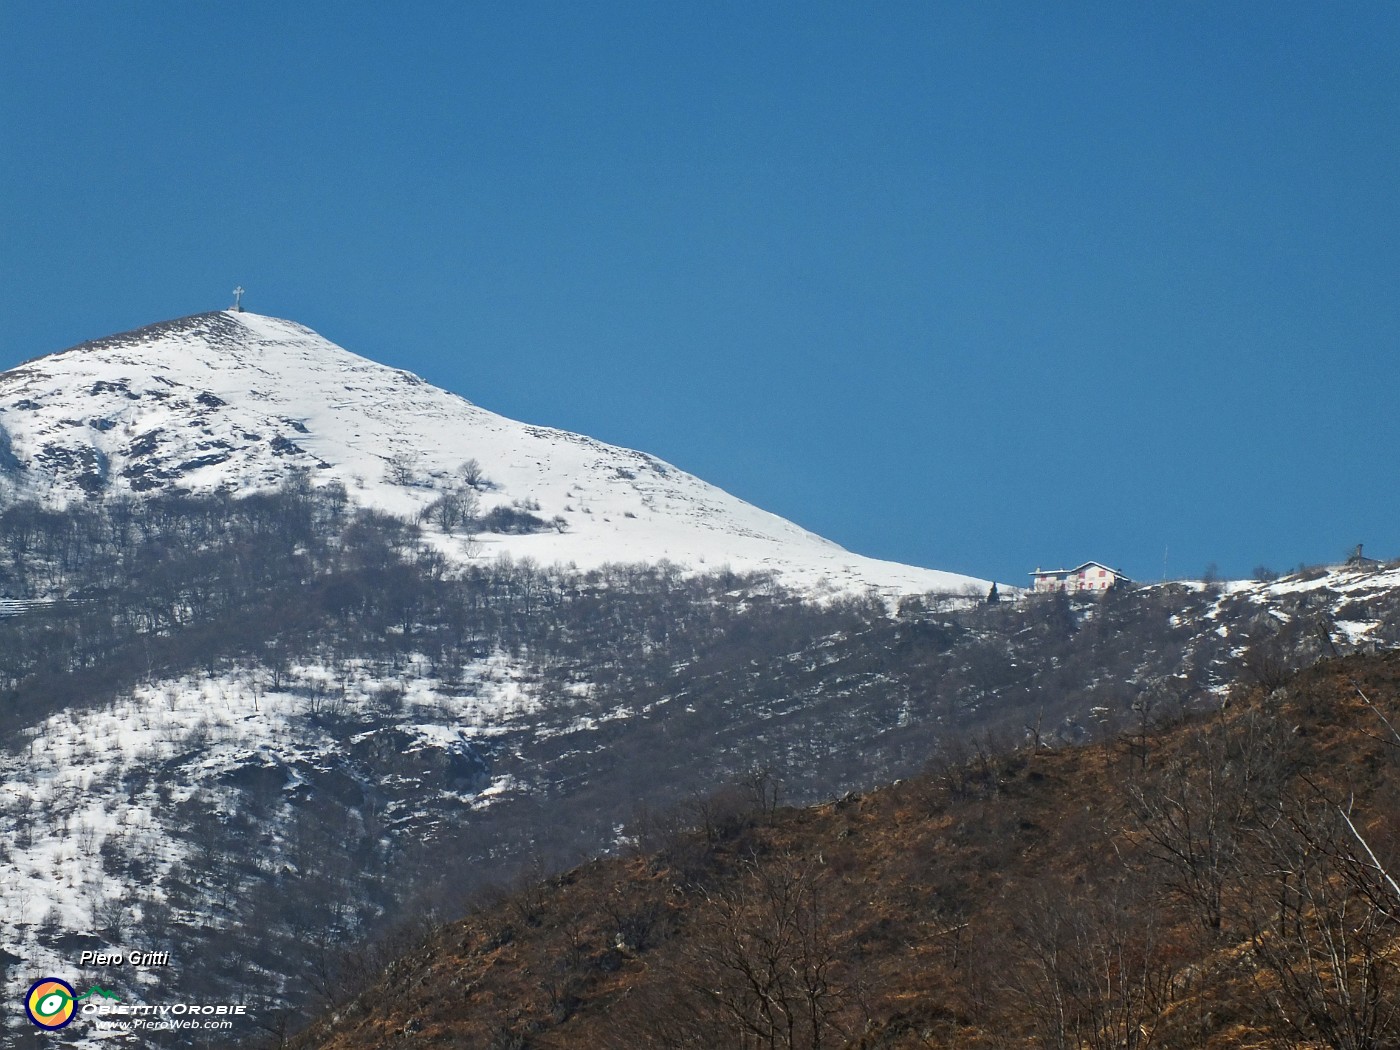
[0,311,990,595]
[0,650,549,1047]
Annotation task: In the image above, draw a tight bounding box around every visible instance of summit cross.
[232,286,245,312]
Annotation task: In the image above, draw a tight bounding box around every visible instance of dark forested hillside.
[287,652,1400,1050]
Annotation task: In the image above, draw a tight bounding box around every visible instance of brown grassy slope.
[287,651,1400,1050]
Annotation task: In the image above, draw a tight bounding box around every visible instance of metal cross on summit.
[232,286,245,312]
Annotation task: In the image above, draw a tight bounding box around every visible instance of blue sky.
[2,3,1397,584]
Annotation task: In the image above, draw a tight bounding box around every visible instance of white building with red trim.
[1030,562,1130,594]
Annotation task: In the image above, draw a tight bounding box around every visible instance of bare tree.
[386,451,417,487]
[425,486,481,532]
[1126,709,1290,935]
[1000,882,1181,1050]
[460,458,488,490]
[621,855,847,1050]
[739,765,784,823]
[1244,793,1400,1050]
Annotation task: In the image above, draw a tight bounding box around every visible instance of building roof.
[1029,561,1130,580]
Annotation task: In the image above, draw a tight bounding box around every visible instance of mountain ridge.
[0,310,993,596]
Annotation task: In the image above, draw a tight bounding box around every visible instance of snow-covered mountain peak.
[0,311,991,595]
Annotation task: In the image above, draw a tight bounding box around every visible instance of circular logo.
[25,978,77,1029]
